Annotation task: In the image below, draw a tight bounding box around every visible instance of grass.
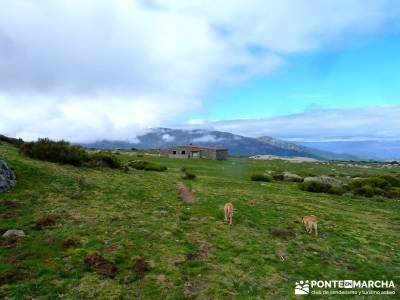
[1,144,400,299]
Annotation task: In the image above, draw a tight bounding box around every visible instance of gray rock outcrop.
[0,160,17,192]
[282,172,303,182]
[304,176,342,187]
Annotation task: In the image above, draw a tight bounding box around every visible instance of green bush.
[300,181,344,195]
[20,138,88,166]
[0,134,24,147]
[127,160,167,172]
[144,163,167,172]
[86,152,121,169]
[352,185,383,198]
[348,177,390,190]
[251,173,272,182]
[347,175,400,198]
[384,187,400,199]
[183,171,196,180]
[378,175,400,187]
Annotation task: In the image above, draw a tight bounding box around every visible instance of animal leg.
[314,223,318,236]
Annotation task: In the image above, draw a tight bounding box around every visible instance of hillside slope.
[1,144,399,298]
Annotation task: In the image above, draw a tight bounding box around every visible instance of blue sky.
[200,35,400,120]
[1,1,400,142]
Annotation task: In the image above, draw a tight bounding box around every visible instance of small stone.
[2,229,26,238]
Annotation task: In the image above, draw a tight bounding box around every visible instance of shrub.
[128,160,147,170]
[86,152,121,169]
[0,134,24,147]
[251,173,272,182]
[347,175,400,198]
[352,185,383,198]
[127,160,167,172]
[300,181,344,195]
[183,171,196,180]
[144,163,167,172]
[348,177,390,190]
[384,187,400,199]
[20,138,88,166]
[378,175,400,187]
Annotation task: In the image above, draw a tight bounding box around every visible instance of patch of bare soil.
[0,212,14,219]
[184,281,208,296]
[177,182,195,203]
[187,242,210,260]
[271,227,295,239]
[1,200,19,208]
[45,235,57,244]
[0,267,30,286]
[84,253,117,278]
[5,253,19,264]
[0,274,7,286]
[33,214,60,230]
[0,237,18,248]
[62,238,78,249]
[155,274,173,289]
[132,258,151,278]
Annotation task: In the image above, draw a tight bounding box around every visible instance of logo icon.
[344,280,353,289]
[295,280,310,295]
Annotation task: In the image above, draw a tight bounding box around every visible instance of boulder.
[2,229,25,238]
[0,160,17,192]
[282,172,303,182]
[304,176,342,187]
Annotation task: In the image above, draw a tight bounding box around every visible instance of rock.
[304,176,343,187]
[0,160,17,193]
[2,229,25,238]
[282,172,303,182]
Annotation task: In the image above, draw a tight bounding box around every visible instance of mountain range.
[82,128,358,160]
[298,140,400,161]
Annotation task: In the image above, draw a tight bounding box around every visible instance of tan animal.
[224,202,234,225]
[302,215,318,236]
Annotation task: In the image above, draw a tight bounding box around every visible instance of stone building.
[160,145,228,160]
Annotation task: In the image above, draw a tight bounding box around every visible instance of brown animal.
[302,215,318,236]
[224,202,233,225]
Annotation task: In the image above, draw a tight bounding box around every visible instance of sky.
[0,0,400,142]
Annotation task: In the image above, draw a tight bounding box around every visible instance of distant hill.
[297,140,400,161]
[82,128,357,160]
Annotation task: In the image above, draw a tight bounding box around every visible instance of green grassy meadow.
[1,144,400,299]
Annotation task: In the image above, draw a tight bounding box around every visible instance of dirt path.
[177,182,195,203]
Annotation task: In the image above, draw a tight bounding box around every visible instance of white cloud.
[196,105,400,141]
[187,119,206,125]
[0,0,399,141]
[192,134,220,143]
[161,134,175,142]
